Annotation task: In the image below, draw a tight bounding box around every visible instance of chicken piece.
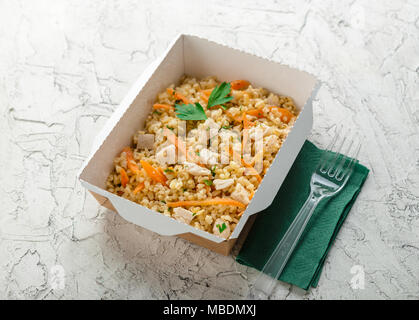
[156,144,176,165]
[199,148,219,165]
[204,118,220,138]
[213,218,231,239]
[213,178,234,190]
[184,162,211,176]
[173,207,194,225]
[137,133,154,150]
[230,183,250,205]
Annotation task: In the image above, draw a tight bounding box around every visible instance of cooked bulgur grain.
[106,76,298,239]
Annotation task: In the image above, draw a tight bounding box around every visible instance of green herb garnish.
[203,179,213,186]
[192,212,197,217]
[210,166,217,177]
[164,168,174,173]
[175,102,208,120]
[153,110,161,115]
[207,82,233,109]
[216,223,227,233]
[195,150,200,156]
[166,125,174,131]
[221,125,232,130]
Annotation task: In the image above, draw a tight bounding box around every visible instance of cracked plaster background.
[0,0,418,299]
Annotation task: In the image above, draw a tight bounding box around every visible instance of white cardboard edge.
[78,33,321,243]
[80,180,225,243]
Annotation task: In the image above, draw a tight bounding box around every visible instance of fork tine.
[327,129,350,177]
[333,136,355,178]
[336,139,361,181]
[319,127,340,173]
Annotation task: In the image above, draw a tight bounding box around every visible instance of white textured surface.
[0,0,418,300]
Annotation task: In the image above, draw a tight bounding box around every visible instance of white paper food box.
[78,34,320,255]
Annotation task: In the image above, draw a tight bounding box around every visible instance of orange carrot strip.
[167,198,246,209]
[268,106,294,124]
[140,160,167,185]
[243,162,262,182]
[167,88,190,104]
[230,147,262,183]
[242,112,255,129]
[164,127,187,156]
[120,168,128,187]
[133,182,145,195]
[122,147,140,175]
[164,127,200,163]
[153,103,173,111]
[201,89,213,96]
[237,211,245,217]
[230,80,250,90]
[201,94,209,103]
[157,167,166,178]
[246,108,264,118]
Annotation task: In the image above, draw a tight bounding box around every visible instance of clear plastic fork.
[246,129,361,300]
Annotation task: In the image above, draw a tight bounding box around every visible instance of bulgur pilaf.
[106,76,298,239]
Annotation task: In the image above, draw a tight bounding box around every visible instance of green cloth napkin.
[236,140,369,290]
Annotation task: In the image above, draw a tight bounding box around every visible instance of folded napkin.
[236,140,369,290]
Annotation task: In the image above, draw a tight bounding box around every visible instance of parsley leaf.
[175,103,207,120]
[221,125,232,130]
[216,223,227,233]
[210,166,216,177]
[203,179,213,186]
[166,125,174,131]
[164,168,174,173]
[207,82,233,109]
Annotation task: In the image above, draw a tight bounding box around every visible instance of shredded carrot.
[201,89,213,96]
[157,167,166,178]
[230,147,263,183]
[164,127,187,156]
[167,198,246,209]
[153,103,173,111]
[120,168,129,187]
[140,160,167,185]
[268,106,294,124]
[243,162,262,182]
[230,80,250,90]
[164,127,200,163]
[133,182,145,194]
[122,147,140,175]
[201,94,209,103]
[249,191,255,200]
[167,88,190,104]
[237,211,245,217]
[246,108,264,118]
[242,112,255,129]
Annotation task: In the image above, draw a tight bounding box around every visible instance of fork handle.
[247,191,322,299]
